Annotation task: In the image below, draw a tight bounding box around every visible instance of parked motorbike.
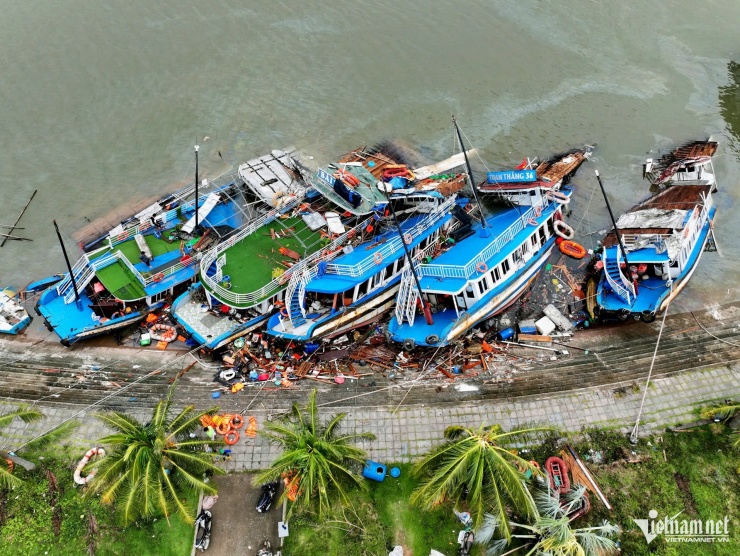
[194,509,212,552]
[457,530,474,556]
[256,480,280,512]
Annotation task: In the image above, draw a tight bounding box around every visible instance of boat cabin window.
[492,267,501,282]
[502,259,510,275]
[355,279,370,301]
[465,284,476,300]
[531,234,538,248]
[512,248,521,264]
[478,276,489,295]
[538,227,547,244]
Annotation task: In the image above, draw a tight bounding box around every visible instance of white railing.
[419,197,549,280]
[108,173,239,248]
[395,266,419,326]
[324,196,456,278]
[56,254,92,296]
[604,248,635,305]
[201,206,373,307]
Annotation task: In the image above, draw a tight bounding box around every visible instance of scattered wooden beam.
[2,189,37,247]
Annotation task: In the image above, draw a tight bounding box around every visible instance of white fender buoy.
[553,220,575,240]
[74,447,105,485]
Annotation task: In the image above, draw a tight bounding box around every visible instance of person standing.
[140,251,152,267]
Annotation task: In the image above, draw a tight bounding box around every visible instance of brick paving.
[2,363,737,470]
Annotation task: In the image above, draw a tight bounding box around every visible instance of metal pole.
[194,144,200,232]
[53,220,80,304]
[595,170,630,268]
[452,116,489,236]
[380,188,434,325]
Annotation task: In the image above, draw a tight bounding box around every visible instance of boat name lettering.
[317,168,337,187]
[487,169,537,183]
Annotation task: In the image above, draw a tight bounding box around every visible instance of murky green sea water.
[1,1,738,313]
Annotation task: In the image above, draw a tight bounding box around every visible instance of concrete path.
[2,362,737,470]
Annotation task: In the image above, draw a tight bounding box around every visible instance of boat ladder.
[394,266,419,326]
[603,250,635,305]
[58,256,96,304]
[284,266,314,328]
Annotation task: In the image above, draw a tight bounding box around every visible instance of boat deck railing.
[201,201,374,307]
[418,197,549,280]
[324,196,456,278]
[108,173,239,248]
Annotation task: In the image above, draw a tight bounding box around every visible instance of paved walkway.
[2,363,737,470]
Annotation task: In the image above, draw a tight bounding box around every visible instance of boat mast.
[53,220,80,304]
[595,170,630,268]
[380,189,434,325]
[452,116,490,237]
[194,142,200,232]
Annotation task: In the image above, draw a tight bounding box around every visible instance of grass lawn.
[0,446,196,556]
[284,463,464,556]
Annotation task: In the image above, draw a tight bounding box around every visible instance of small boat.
[387,118,578,348]
[35,147,279,346]
[559,239,587,259]
[643,139,718,190]
[0,288,32,335]
[478,146,592,206]
[594,141,719,322]
[545,456,571,494]
[22,273,65,297]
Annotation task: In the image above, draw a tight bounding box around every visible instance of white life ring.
[547,190,571,205]
[220,369,236,381]
[553,220,574,240]
[74,447,106,485]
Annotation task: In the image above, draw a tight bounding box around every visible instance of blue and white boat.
[35,149,276,346]
[594,146,719,322]
[387,187,572,348]
[265,193,462,342]
[0,288,32,335]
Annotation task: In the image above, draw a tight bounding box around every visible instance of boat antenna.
[595,170,630,268]
[452,115,490,237]
[53,220,80,305]
[194,141,200,232]
[380,187,434,325]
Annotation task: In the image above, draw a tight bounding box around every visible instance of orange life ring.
[534,206,542,217]
[559,240,587,259]
[476,261,488,273]
[215,420,231,435]
[347,229,356,239]
[231,415,245,429]
[4,458,13,474]
[373,252,383,265]
[152,273,165,282]
[117,232,128,242]
[528,218,538,227]
[224,430,240,445]
[403,233,413,245]
[530,460,541,470]
[280,307,289,318]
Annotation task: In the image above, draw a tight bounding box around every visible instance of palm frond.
[21,420,79,452]
[0,405,43,428]
[0,462,24,489]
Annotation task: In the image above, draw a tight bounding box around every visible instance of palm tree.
[1,405,77,489]
[84,384,224,524]
[254,389,375,518]
[476,484,620,556]
[411,424,550,538]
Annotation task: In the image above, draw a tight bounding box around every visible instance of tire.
[640,311,656,323]
[617,309,630,321]
[403,338,416,351]
[425,334,440,345]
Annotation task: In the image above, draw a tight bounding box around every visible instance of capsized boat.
[0,288,32,335]
[36,148,276,346]
[594,161,719,322]
[177,146,469,350]
[478,146,592,206]
[642,138,718,189]
[265,194,462,342]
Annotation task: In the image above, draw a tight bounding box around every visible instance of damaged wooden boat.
[594,142,719,322]
[478,146,592,206]
[643,138,718,189]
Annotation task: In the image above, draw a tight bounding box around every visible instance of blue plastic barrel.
[362,460,387,482]
[497,327,515,341]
